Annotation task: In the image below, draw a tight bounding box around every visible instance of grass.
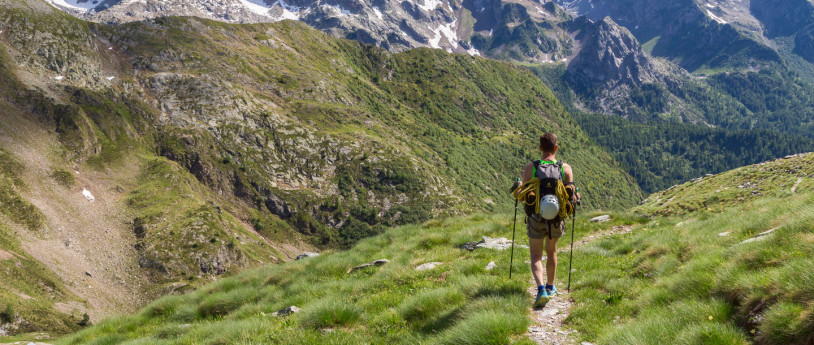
[55,153,814,344]
[54,208,640,344]
[51,168,77,187]
[0,149,46,231]
[56,212,600,344]
[563,153,814,344]
[125,157,283,286]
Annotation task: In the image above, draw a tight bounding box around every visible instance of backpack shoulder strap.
[532,160,541,178]
[557,161,564,180]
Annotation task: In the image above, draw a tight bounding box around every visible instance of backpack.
[527,160,566,239]
[533,160,564,206]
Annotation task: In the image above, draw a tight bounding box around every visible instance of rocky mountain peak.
[567,16,658,88]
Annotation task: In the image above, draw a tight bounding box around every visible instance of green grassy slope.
[1,0,644,250]
[57,153,814,345]
[96,16,642,229]
[565,153,814,344]
[55,211,643,345]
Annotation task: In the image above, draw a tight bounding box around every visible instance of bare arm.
[514,163,535,198]
[522,163,534,183]
[563,163,573,184]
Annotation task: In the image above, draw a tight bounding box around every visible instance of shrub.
[0,303,14,323]
[51,168,76,187]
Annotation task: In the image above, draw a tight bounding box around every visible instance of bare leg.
[529,237,545,287]
[545,237,559,285]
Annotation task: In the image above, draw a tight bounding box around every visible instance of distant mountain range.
[44,0,814,138]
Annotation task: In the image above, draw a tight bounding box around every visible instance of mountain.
[54,153,814,345]
[47,0,814,141]
[0,0,642,336]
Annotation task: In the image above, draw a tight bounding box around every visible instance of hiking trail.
[526,224,634,345]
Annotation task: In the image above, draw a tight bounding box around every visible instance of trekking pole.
[567,200,579,292]
[509,178,521,280]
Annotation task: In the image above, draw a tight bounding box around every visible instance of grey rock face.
[568,17,658,87]
[48,0,472,54]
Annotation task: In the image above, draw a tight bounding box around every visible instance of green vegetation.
[127,157,285,285]
[576,113,814,194]
[50,168,76,187]
[565,153,814,344]
[0,149,45,231]
[58,154,814,344]
[81,16,642,248]
[58,214,544,344]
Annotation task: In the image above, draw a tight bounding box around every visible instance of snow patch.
[55,76,64,81]
[417,0,443,12]
[705,3,715,8]
[467,47,481,56]
[82,189,95,202]
[706,10,727,24]
[275,0,301,20]
[373,7,383,20]
[429,19,458,49]
[45,0,101,12]
[106,76,115,81]
[240,0,271,15]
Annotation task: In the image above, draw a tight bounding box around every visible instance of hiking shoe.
[533,289,550,308]
[546,285,558,298]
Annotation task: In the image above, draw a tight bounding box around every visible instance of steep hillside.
[50,154,814,345]
[0,0,641,336]
[561,153,814,344]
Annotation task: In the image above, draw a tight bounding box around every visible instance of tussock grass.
[563,155,814,344]
[61,213,589,344]
[438,310,529,345]
[300,299,363,328]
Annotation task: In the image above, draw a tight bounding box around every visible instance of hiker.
[515,133,580,307]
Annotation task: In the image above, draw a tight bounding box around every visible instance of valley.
[1,0,813,343]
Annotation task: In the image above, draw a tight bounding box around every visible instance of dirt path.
[525,224,634,345]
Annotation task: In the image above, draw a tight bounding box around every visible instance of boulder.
[295,252,320,260]
[476,236,529,250]
[272,306,301,316]
[460,237,528,251]
[459,241,482,251]
[415,262,443,271]
[485,261,497,270]
[740,227,779,244]
[348,259,389,273]
[590,215,611,223]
